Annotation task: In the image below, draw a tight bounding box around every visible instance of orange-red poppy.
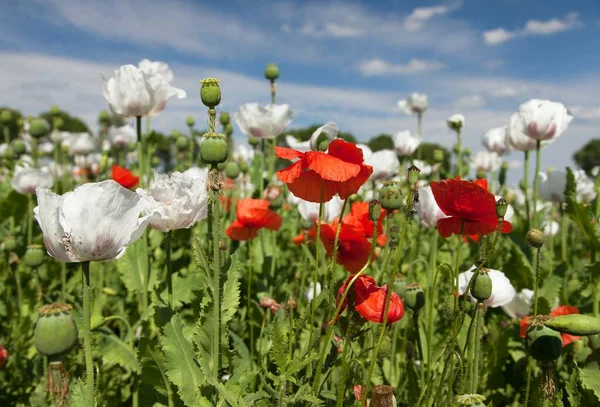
[344,201,387,246]
[226,198,282,240]
[275,139,373,203]
[337,274,404,324]
[320,219,374,273]
[430,177,512,238]
[111,165,139,189]
[292,227,317,245]
[519,305,581,346]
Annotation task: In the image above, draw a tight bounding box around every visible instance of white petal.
[34,187,71,262]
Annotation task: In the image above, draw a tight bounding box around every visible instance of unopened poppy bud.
[53,117,63,130]
[224,123,234,137]
[441,294,457,320]
[11,140,26,155]
[379,181,403,211]
[219,112,231,126]
[150,156,160,167]
[186,115,195,127]
[3,236,17,252]
[0,110,12,124]
[526,229,544,248]
[239,161,249,174]
[407,166,420,187]
[544,314,600,336]
[317,138,330,152]
[0,344,7,367]
[49,105,60,115]
[249,137,260,146]
[433,149,444,163]
[23,245,45,268]
[176,136,189,150]
[34,304,78,357]
[199,77,221,109]
[526,324,562,362]
[200,133,228,165]
[495,198,508,218]
[349,193,359,202]
[453,144,461,154]
[98,109,110,124]
[404,283,425,314]
[225,162,240,179]
[378,333,393,359]
[29,119,48,139]
[463,147,471,156]
[471,269,492,302]
[170,129,181,139]
[264,63,280,81]
[369,200,382,222]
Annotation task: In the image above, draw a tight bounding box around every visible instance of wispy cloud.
[405,2,462,31]
[358,58,445,76]
[453,94,486,109]
[483,12,582,45]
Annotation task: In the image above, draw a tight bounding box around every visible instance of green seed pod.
[407,165,420,187]
[53,117,64,130]
[526,229,544,249]
[495,198,508,218]
[476,170,486,180]
[219,112,231,126]
[471,269,492,302]
[393,274,407,298]
[170,129,182,139]
[239,161,249,174]
[23,245,45,268]
[0,110,12,124]
[317,139,330,152]
[369,200,382,222]
[11,140,26,155]
[264,63,280,81]
[453,144,461,154]
[224,123,233,137]
[98,109,110,125]
[545,314,600,336]
[248,136,260,146]
[463,147,472,156]
[225,162,240,179]
[186,115,195,127]
[499,162,508,186]
[404,283,425,314]
[441,294,457,320]
[199,78,221,109]
[200,133,228,166]
[34,304,78,357]
[3,236,17,252]
[29,119,49,139]
[433,149,444,163]
[379,181,403,211]
[526,324,563,362]
[175,136,189,150]
[2,146,13,159]
[49,105,60,115]
[128,142,137,152]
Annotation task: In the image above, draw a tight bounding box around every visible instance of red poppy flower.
[292,227,317,245]
[344,202,387,246]
[0,344,7,367]
[226,198,282,240]
[519,305,581,346]
[337,274,404,324]
[275,139,373,203]
[320,219,374,273]
[111,165,139,189]
[430,177,512,238]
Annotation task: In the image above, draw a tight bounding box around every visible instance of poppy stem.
[523,151,531,231]
[523,357,534,407]
[165,231,173,309]
[326,198,350,313]
[135,116,144,188]
[81,261,94,406]
[27,194,33,245]
[336,319,353,407]
[417,112,423,162]
[209,166,222,382]
[308,183,325,349]
[456,127,462,177]
[532,140,542,227]
[425,230,439,382]
[532,246,542,315]
[247,237,255,364]
[453,222,465,316]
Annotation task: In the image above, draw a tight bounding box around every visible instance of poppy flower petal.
[436,217,463,238]
[354,276,404,324]
[336,165,373,199]
[226,220,257,241]
[305,151,361,182]
[327,139,366,165]
[277,160,305,183]
[275,146,304,160]
[287,171,338,203]
[550,305,579,317]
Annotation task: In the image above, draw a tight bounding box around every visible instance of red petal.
[287,171,338,203]
[305,151,361,182]
[336,165,373,199]
[328,139,366,165]
[277,160,305,183]
[275,146,304,160]
[354,276,404,324]
[550,305,579,317]
[226,220,257,241]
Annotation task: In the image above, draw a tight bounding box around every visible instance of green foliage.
[573,139,600,175]
[565,167,600,250]
[367,133,394,152]
[40,109,90,133]
[0,107,24,141]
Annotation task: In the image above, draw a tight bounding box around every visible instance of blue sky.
[1,0,599,181]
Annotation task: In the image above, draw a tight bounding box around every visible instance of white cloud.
[405,2,462,31]
[483,12,582,45]
[358,58,445,76]
[454,94,486,109]
[300,22,364,38]
[569,106,600,120]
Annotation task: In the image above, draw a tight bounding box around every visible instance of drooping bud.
[441,294,457,320]
[186,115,195,127]
[23,244,45,268]
[544,314,600,336]
[526,229,544,248]
[34,304,78,357]
[29,119,49,139]
[526,323,563,362]
[264,63,280,81]
[495,198,508,218]
[471,268,492,302]
[199,78,221,109]
[200,133,228,166]
[379,181,403,211]
[407,166,420,187]
[219,112,231,126]
[404,283,425,314]
[369,200,382,222]
[225,161,241,179]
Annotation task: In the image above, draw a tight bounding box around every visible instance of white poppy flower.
[232,143,255,163]
[138,59,174,83]
[458,266,516,308]
[309,121,338,151]
[285,136,310,153]
[103,65,186,117]
[11,166,53,194]
[39,141,54,155]
[539,169,596,203]
[515,99,573,142]
[501,289,533,319]
[393,130,420,156]
[398,93,428,115]
[471,151,502,173]
[297,195,343,223]
[69,133,96,156]
[108,125,137,149]
[483,126,509,155]
[542,221,559,236]
[235,103,294,139]
[182,166,209,182]
[366,149,399,181]
[50,130,69,144]
[357,144,373,160]
[447,114,465,131]
[34,180,152,262]
[416,186,448,228]
[506,113,555,152]
[137,172,208,232]
[305,282,322,303]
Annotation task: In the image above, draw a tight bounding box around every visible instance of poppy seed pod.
[29,119,49,139]
[225,162,241,179]
[224,123,233,137]
[34,304,78,357]
[2,146,13,159]
[219,112,231,126]
[264,63,280,81]
[471,268,492,302]
[526,324,563,362]
[175,136,189,150]
[98,109,110,125]
[170,129,181,139]
[463,147,472,156]
[199,78,221,109]
[200,133,228,165]
[239,161,249,174]
[544,314,600,336]
[393,274,407,298]
[369,200,382,222]
[379,181,403,211]
[0,110,12,124]
[23,245,45,268]
[433,149,444,163]
[53,117,63,130]
[49,105,60,115]
[407,165,420,187]
[496,198,508,218]
[186,115,195,127]
[249,136,260,146]
[3,236,17,252]
[11,140,26,155]
[404,283,425,313]
[526,229,545,248]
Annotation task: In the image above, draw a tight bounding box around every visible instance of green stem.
[81,261,94,405]
[560,205,567,263]
[336,320,354,407]
[60,262,67,302]
[247,237,255,363]
[308,183,325,348]
[426,232,439,382]
[327,198,350,311]
[413,312,425,388]
[270,79,276,104]
[14,264,23,316]
[188,125,195,168]
[472,304,483,393]
[524,151,531,232]
[165,231,173,309]
[136,116,144,188]
[3,126,9,144]
[453,223,464,316]
[210,168,222,380]
[31,138,38,168]
[456,128,462,177]
[532,140,541,228]
[27,194,33,245]
[523,357,534,407]
[532,247,542,315]
[417,113,423,162]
